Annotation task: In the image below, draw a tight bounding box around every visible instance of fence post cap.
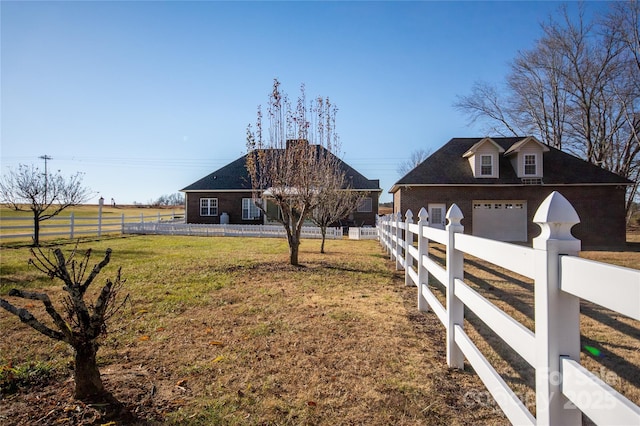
[446,204,463,226]
[405,209,413,222]
[533,191,580,225]
[418,207,428,221]
[533,191,581,247]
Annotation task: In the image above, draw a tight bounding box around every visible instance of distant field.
[0,205,185,244]
[0,204,184,218]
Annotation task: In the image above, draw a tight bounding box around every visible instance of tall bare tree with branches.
[246,80,345,265]
[454,1,640,219]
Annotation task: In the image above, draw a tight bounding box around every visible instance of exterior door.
[428,204,446,229]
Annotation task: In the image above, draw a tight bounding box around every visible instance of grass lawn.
[0,234,638,424]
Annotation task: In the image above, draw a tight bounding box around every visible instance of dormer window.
[463,137,503,178]
[505,136,548,179]
[524,154,537,175]
[480,155,493,176]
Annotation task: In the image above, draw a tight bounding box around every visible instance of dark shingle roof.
[182,149,381,192]
[181,155,253,191]
[393,137,631,189]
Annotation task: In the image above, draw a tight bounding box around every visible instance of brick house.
[181,149,381,227]
[390,136,632,248]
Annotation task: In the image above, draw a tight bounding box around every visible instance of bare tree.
[311,167,368,254]
[246,80,344,266]
[0,164,92,246]
[454,1,640,218]
[0,247,128,412]
[397,148,433,176]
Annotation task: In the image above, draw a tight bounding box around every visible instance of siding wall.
[392,185,627,248]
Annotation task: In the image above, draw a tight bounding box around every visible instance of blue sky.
[1,1,611,204]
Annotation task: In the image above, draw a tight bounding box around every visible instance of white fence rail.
[378,191,640,425]
[348,227,379,240]
[0,212,182,242]
[124,222,343,240]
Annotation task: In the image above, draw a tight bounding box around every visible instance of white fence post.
[417,207,429,312]
[533,191,582,425]
[405,210,414,286]
[69,212,75,240]
[395,212,403,270]
[446,204,465,369]
[384,215,391,255]
[97,198,103,237]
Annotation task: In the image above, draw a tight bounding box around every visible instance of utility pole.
[39,155,52,201]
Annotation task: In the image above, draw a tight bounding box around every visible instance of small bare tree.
[397,148,433,176]
[0,246,127,406]
[0,164,92,246]
[246,80,343,265]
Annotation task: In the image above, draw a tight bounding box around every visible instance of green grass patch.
[0,360,56,394]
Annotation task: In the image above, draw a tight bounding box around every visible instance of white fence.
[348,227,379,240]
[0,212,182,242]
[124,222,343,240]
[378,191,640,425]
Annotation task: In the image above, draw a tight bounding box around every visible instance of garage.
[472,200,527,242]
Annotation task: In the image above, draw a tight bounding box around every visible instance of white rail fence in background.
[378,191,640,425]
[0,212,182,241]
[348,227,379,240]
[124,222,343,240]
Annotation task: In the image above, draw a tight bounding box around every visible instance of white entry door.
[428,204,446,229]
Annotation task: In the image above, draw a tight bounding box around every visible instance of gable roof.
[462,137,505,157]
[182,148,381,192]
[391,137,631,192]
[504,136,550,156]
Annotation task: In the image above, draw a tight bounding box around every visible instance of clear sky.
[1,1,611,204]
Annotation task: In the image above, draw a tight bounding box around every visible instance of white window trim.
[523,153,538,176]
[242,198,261,220]
[200,198,218,216]
[479,154,496,177]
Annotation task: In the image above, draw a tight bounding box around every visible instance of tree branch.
[0,297,65,341]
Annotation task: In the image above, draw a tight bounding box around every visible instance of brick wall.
[186,191,381,227]
[185,192,262,225]
[392,185,627,248]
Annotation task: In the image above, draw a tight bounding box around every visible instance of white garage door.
[472,201,527,242]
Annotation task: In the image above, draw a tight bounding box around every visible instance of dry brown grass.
[0,236,507,425]
[0,233,638,425]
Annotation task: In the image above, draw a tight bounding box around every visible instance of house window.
[524,154,537,175]
[480,155,493,176]
[242,198,261,220]
[357,197,373,213]
[200,198,218,216]
[431,206,443,225]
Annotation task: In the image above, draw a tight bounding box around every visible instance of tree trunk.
[320,226,327,254]
[33,215,40,247]
[289,237,300,266]
[73,341,107,402]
